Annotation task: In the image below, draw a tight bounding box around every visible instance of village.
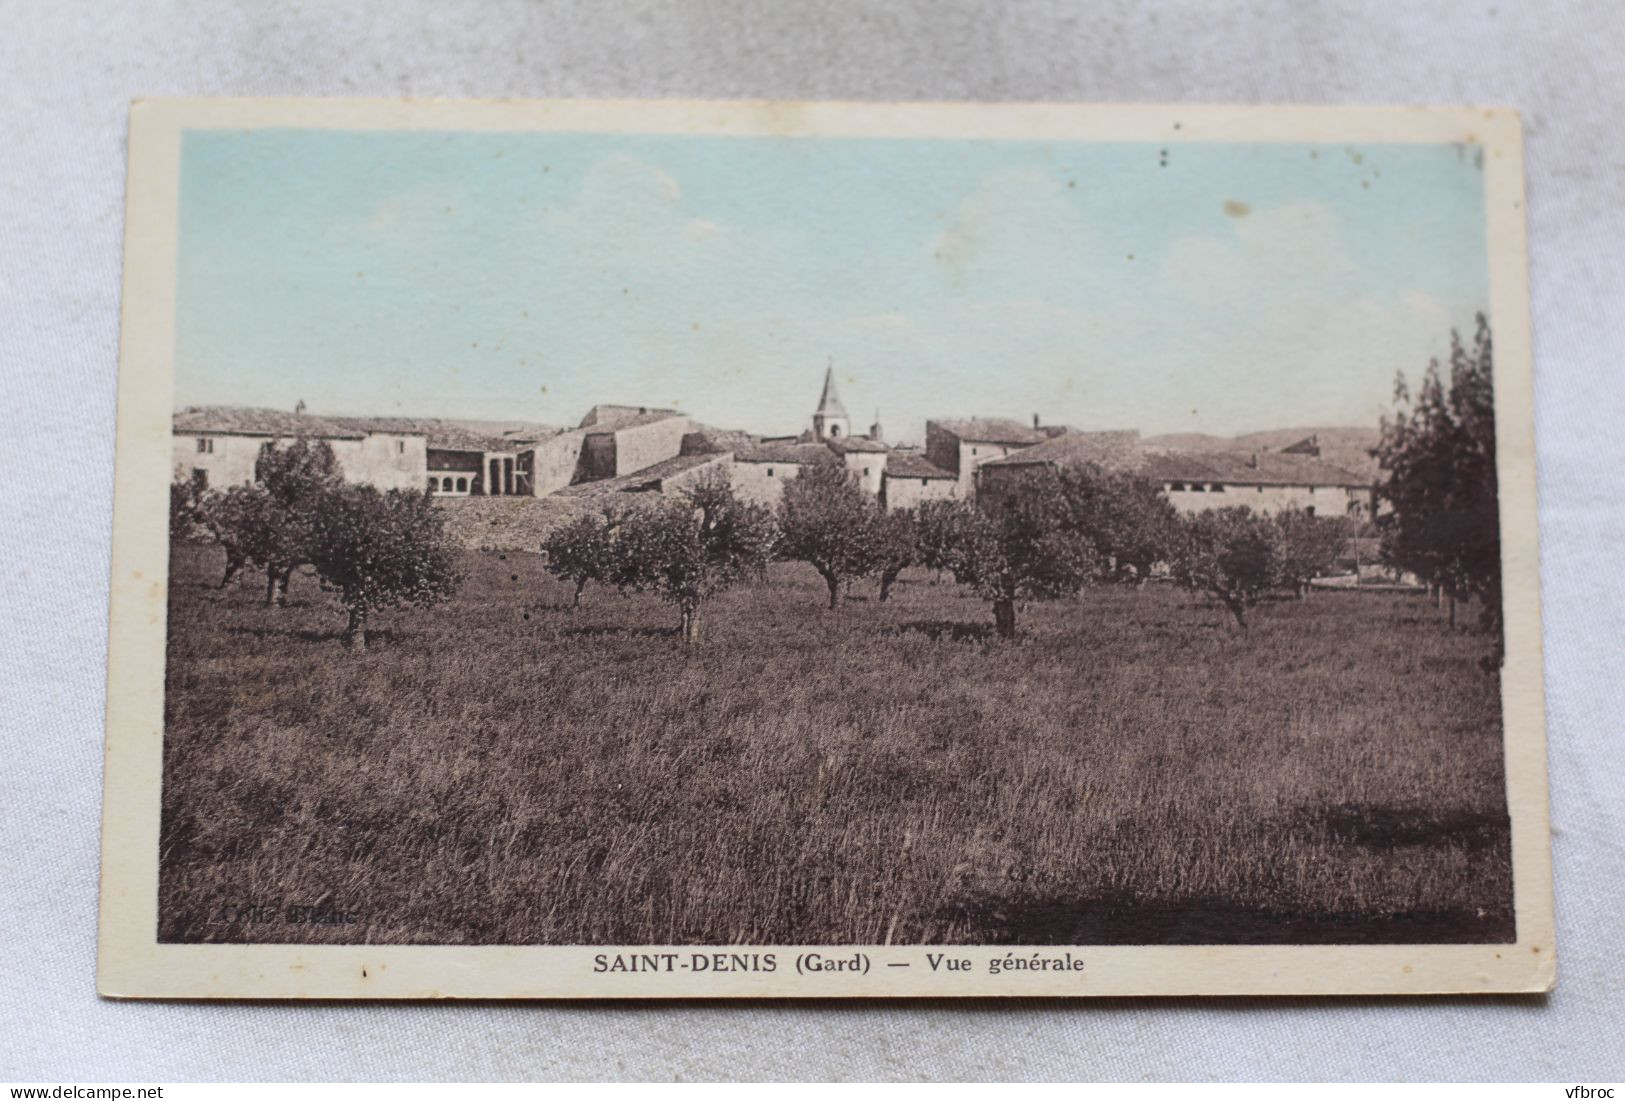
[172,365,1380,521]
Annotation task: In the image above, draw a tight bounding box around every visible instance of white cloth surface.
[1,0,1622,1082]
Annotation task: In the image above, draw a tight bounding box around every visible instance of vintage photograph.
[100,100,1551,997]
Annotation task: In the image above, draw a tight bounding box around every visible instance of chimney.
[1033,413,1040,430]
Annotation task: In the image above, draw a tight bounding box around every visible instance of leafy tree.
[169,469,210,543]
[915,499,962,582]
[256,436,341,507]
[611,468,777,643]
[777,461,885,609]
[1055,463,1181,585]
[541,511,620,608]
[1377,315,1500,634]
[306,485,463,649]
[1272,507,1350,598]
[939,472,1099,638]
[1171,506,1280,630]
[198,484,271,591]
[873,508,920,602]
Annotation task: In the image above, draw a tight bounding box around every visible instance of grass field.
[159,541,1513,945]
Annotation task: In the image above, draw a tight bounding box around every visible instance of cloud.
[928,169,1089,292]
[542,155,727,271]
[1161,200,1354,309]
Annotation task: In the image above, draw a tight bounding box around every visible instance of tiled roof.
[331,417,556,452]
[825,435,889,453]
[554,453,725,497]
[1141,450,1368,488]
[578,404,681,429]
[173,407,563,451]
[884,452,956,479]
[173,406,370,439]
[979,430,1142,471]
[732,442,838,465]
[581,411,685,436]
[929,418,1044,445]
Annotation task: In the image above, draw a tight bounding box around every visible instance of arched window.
[456,477,468,492]
[441,477,453,492]
[427,477,438,492]
[830,424,842,437]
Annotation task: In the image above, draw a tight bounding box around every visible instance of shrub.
[169,470,210,543]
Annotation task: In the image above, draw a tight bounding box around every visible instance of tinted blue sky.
[175,129,1489,441]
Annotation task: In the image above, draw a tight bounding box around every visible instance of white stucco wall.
[1163,481,1370,517]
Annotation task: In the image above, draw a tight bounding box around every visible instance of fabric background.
[2,0,1621,1082]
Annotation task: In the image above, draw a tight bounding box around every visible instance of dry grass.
[160,543,1513,945]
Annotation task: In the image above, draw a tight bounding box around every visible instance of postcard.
[98,98,1552,997]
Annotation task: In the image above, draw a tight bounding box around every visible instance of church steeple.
[812,360,851,440]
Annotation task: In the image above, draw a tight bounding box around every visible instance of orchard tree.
[1171,507,1280,630]
[915,499,962,583]
[199,484,273,591]
[1272,507,1350,598]
[612,469,776,643]
[256,436,341,507]
[1377,315,1500,633]
[306,485,463,649]
[777,461,884,609]
[873,508,920,602]
[940,472,1099,638]
[1055,463,1181,585]
[541,510,619,609]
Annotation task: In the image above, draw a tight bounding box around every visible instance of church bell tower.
[812,362,851,440]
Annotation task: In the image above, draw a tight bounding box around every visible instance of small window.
[1211,484,1225,492]
[427,477,438,492]
[1191,484,1205,492]
[863,467,870,478]
[921,478,928,487]
[456,477,468,492]
[443,477,454,492]
[1308,485,1316,494]
[1306,506,1316,517]
[196,438,213,454]
[397,440,406,454]
[766,467,774,477]
[195,470,208,489]
[1257,486,1264,493]
[1169,482,1185,491]
[971,447,978,457]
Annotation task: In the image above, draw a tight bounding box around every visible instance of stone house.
[172,406,428,492]
[976,427,1373,519]
[973,430,1143,499]
[726,442,835,508]
[578,412,692,481]
[1139,451,1374,518]
[880,451,957,511]
[924,417,1046,497]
